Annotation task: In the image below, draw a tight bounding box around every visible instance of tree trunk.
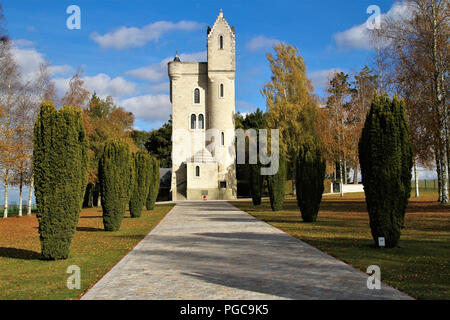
[353,165,358,184]
[27,175,34,216]
[339,160,344,198]
[18,181,23,217]
[414,158,419,198]
[3,169,9,218]
[343,160,347,184]
[436,155,442,202]
[432,2,449,204]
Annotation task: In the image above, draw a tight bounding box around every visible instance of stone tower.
[168,10,237,201]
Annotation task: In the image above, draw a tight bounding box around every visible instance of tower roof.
[207,9,235,39]
[173,50,181,62]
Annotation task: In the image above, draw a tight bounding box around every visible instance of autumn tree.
[322,71,353,197]
[0,38,21,218]
[61,67,90,109]
[380,0,449,203]
[262,43,319,210]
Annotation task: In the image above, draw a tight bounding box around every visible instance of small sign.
[378,237,385,247]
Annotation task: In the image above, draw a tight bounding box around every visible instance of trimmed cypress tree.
[296,139,326,222]
[267,156,286,211]
[33,102,88,260]
[99,139,134,231]
[358,94,412,248]
[249,164,263,205]
[129,151,152,218]
[146,157,160,210]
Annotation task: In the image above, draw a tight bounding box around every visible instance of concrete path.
[82,202,412,300]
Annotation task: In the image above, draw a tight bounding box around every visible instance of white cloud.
[126,51,206,82]
[120,94,171,123]
[90,21,202,50]
[333,1,411,50]
[246,35,280,52]
[309,68,344,91]
[53,73,137,100]
[10,44,73,82]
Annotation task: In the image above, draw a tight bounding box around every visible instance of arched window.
[194,88,200,104]
[190,114,196,129]
[220,84,224,98]
[219,36,223,49]
[221,132,225,146]
[195,166,200,177]
[198,114,204,129]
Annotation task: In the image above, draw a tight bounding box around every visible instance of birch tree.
[381,0,449,202]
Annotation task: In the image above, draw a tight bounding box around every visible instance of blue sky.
[2,0,403,131]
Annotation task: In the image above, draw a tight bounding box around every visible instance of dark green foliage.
[296,140,326,222]
[144,117,172,167]
[267,156,287,211]
[240,108,266,205]
[146,157,160,210]
[249,164,263,205]
[33,102,88,260]
[358,94,413,248]
[99,139,134,231]
[129,151,152,218]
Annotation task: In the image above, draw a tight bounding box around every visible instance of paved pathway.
[82,202,412,300]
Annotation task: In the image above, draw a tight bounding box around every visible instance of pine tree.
[33,102,88,260]
[267,156,286,211]
[358,94,412,248]
[146,157,160,210]
[296,139,326,222]
[99,139,134,231]
[129,151,152,218]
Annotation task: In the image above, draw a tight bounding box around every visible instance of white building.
[168,10,237,200]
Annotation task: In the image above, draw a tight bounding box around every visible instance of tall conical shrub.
[358,94,412,248]
[296,139,326,222]
[249,164,263,205]
[129,151,152,218]
[99,139,134,231]
[267,156,286,211]
[33,102,88,260]
[146,157,160,210]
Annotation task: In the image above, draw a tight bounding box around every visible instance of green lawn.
[0,204,174,300]
[230,189,450,300]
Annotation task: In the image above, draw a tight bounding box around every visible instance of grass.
[0,204,174,300]
[230,189,450,300]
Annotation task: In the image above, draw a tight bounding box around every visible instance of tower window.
[198,114,204,129]
[220,84,224,98]
[194,88,200,104]
[219,36,223,49]
[190,114,197,129]
[220,181,227,188]
[195,166,200,177]
[221,132,225,145]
